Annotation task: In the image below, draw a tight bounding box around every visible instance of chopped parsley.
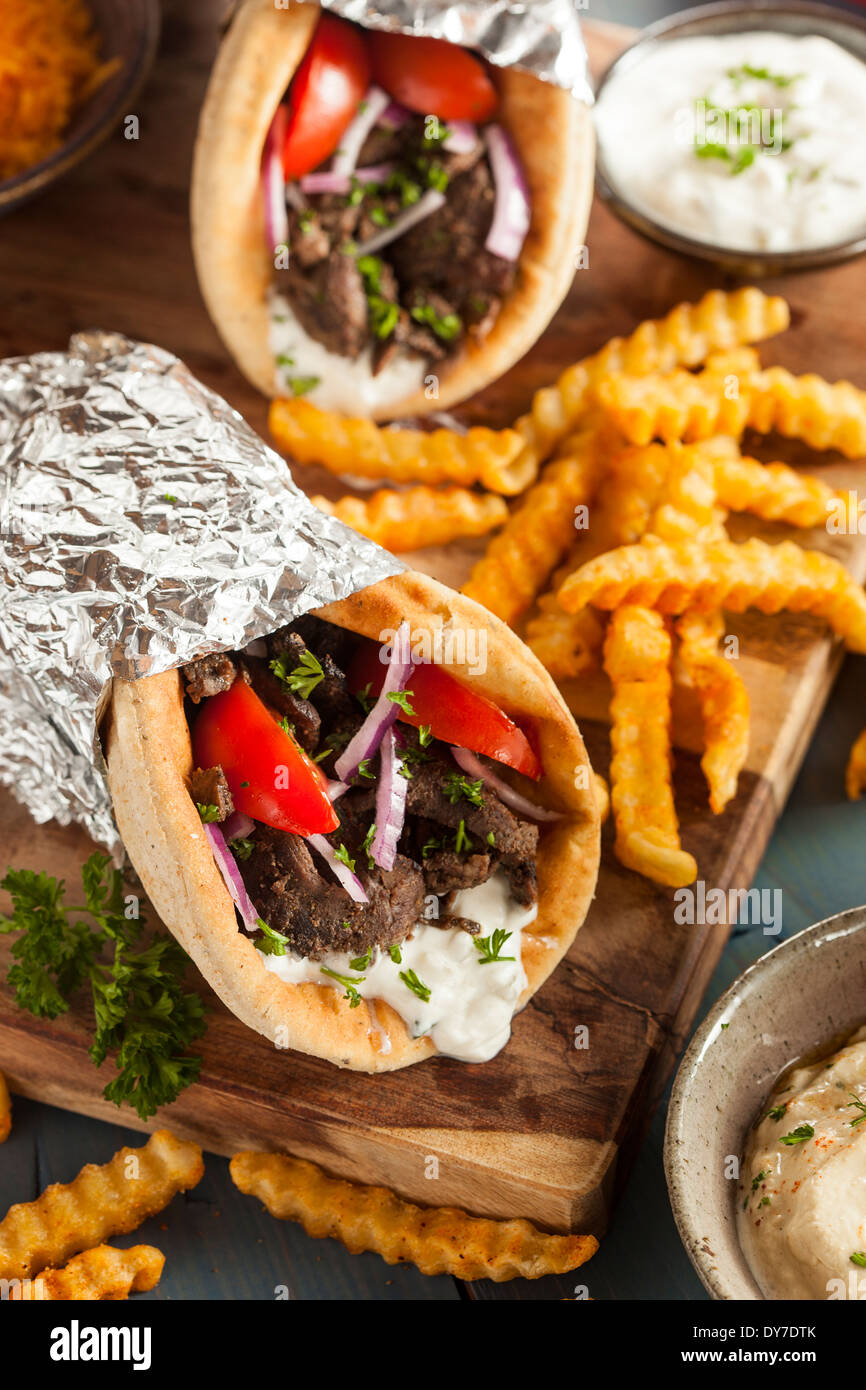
[765,1102,788,1122]
[278,715,294,736]
[475,929,515,965]
[355,759,375,781]
[444,772,484,807]
[779,1123,814,1146]
[388,943,402,964]
[486,831,496,847]
[851,1252,866,1268]
[254,918,290,958]
[387,689,416,716]
[361,822,377,869]
[270,647,325,700]
[355,682,374,713]
[196,803,221,823]
[350,947,372,972]
[847,1094,866,1127]
[418,724,433,747]
[454,819,472,854]
[320,965,364,1008]
[276,353,295,367]
[400,968,431,1003]
[334,843,356,872]
[751,1169,767,1192]
[232,838,255,862]
[411,300,462,342]
[287,375,320,398]
[727,63,802,89]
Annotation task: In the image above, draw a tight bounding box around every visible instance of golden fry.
[462,422,609,624]
[0,1072,10,1144]
[558,536,866,653]
[603,606,697,887]
[0,1129,204,1281]
[524,516,623,678]
[507,287,790,486]
[269,398,527,494]
[598,364,866,456]
[645,441,727,543]
[703,347,762,375]
[10,1244,164,1301]
[676,610,750,814]
[846,728,866,800]
[713,452,851,529]
[311,485,507,552]
[230,1151,597,1281]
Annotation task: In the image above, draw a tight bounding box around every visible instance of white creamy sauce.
[269,290,426,414]
[595,33,866,252]
[738,1025,866,1299]
[261,869,537,1063]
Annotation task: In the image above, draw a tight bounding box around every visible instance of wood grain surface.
[2,1,866,1271]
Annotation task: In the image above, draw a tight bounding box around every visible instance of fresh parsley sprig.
[0,853,206,1121]
[270,647,325,700]
[474,929,515,965]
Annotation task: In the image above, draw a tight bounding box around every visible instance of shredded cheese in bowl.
[0,0,119,182]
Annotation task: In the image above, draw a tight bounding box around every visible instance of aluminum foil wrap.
[0,332,404,854]
[320,0,592,101]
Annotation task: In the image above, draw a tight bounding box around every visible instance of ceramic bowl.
[664,906,866,1299]
[593,0,866,276]
[0,0,160,216]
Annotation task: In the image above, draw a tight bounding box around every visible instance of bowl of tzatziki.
[593,0,866,274]
[664,904,866,1300]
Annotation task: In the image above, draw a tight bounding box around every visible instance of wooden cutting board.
[2,7,866,1236]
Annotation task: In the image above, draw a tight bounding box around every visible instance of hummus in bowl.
[665,905,866,1299]
[739,1026,866,1300]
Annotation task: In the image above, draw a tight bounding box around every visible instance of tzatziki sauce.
[739,1024,866,1300]
[595,33,866,253]
[269,290,427,414]
[261,868,537,1063]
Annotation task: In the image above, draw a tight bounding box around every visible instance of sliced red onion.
[223,810,255,843]
[332,85,391,176]
[357,189,446,255]
[327,779,350,802]
[451,746,562,822]
[483,124,530,262]
[443,120,478,154]
[261,106,289,253]
[306,834,369,903]
[299,162,394,196]
[372,728,408,872]
[380,100,411,131]
[205,823,261,931]
[335,620,414,783]
[285,181,308,212]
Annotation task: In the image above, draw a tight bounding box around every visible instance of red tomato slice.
[193,678,338,837]
[368,32,498,122]
[348,644,541,780]
[281,14,371,180]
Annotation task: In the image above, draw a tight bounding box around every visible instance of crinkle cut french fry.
[0,1071,10,1144]
[603,606,697,888]
[230,1151,597,1282]
[462,422,609,623]
[311,486,507,552]
[592,772,610,825]
[0,1128,204,1281]
[269,397,528,494]
[598,365,866,456]
[507,287,790,486]
[846,728,866,800]
[676,610,750,814]
[557,536,866,653]
[10,1244,165,1300]
[713,452,852,528]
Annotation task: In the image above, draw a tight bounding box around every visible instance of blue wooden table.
[3,651,863,1300]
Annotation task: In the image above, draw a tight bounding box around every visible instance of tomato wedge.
[348,643,541,780]
[368,32,498,122]
[192,679,338,837]
[281,14,371,180]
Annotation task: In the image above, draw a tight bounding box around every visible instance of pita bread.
[105,571,600,1071]
[190,0,595,419]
